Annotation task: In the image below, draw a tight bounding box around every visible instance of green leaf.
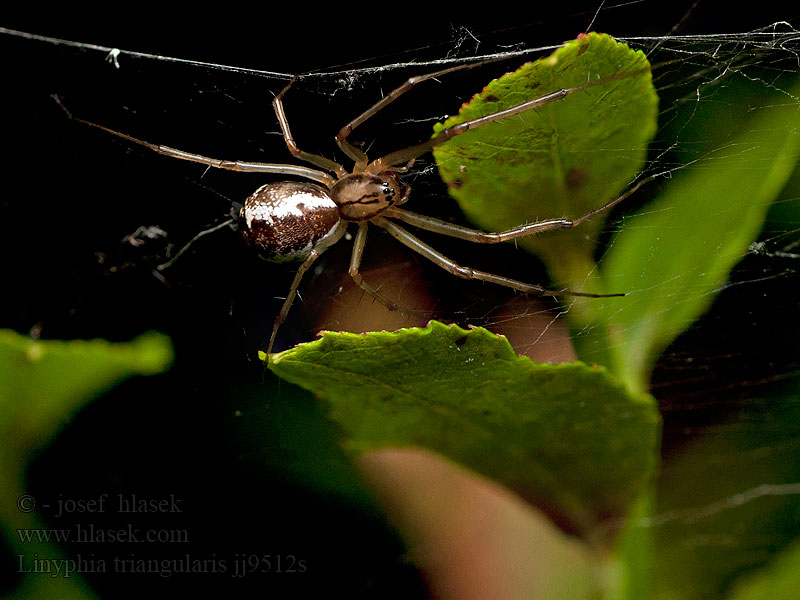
[594,79,800,393]
[0,330,173,462]
[0,330,173,600]
[433,32,658,285]
[613,492,657,600]
[268,321,659,536]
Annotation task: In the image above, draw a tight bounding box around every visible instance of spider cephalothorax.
[330,172,409,221]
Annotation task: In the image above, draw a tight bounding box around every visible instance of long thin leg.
[157,218,235,271]
[336,57,511,164]
[384,208,571,242]
[382,174,655,242]
[273,78,348,178]
[348,223,434,316]
[374,218,624,298]
[370,67,648,171]
[70,117,337,187]
[569,174,656,227]
[267,221,348,353]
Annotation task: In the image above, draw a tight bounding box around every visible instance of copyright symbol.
[17,495,35,513]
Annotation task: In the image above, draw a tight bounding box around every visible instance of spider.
[67,59,647,353]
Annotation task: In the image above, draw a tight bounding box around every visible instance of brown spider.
[67,60,646,353]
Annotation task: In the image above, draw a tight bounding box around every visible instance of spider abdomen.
[239,181,340,262]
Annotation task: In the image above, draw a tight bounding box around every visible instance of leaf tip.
[129,331,174,374]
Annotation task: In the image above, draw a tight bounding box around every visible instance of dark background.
[2,2,799,597]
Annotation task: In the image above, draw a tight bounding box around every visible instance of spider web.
[1,4,800,597]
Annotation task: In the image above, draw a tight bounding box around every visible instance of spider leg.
[273,78,348,178]
[268,221,348,353]
[374,217,624,298]
[336,58,510,165]
[348,223,434,316]
[568,174,656,227]
[384,208,571,242]
[68,115,336,186]
[370,67,648,170]
[157,218,236,271]
[382,174,656,242]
